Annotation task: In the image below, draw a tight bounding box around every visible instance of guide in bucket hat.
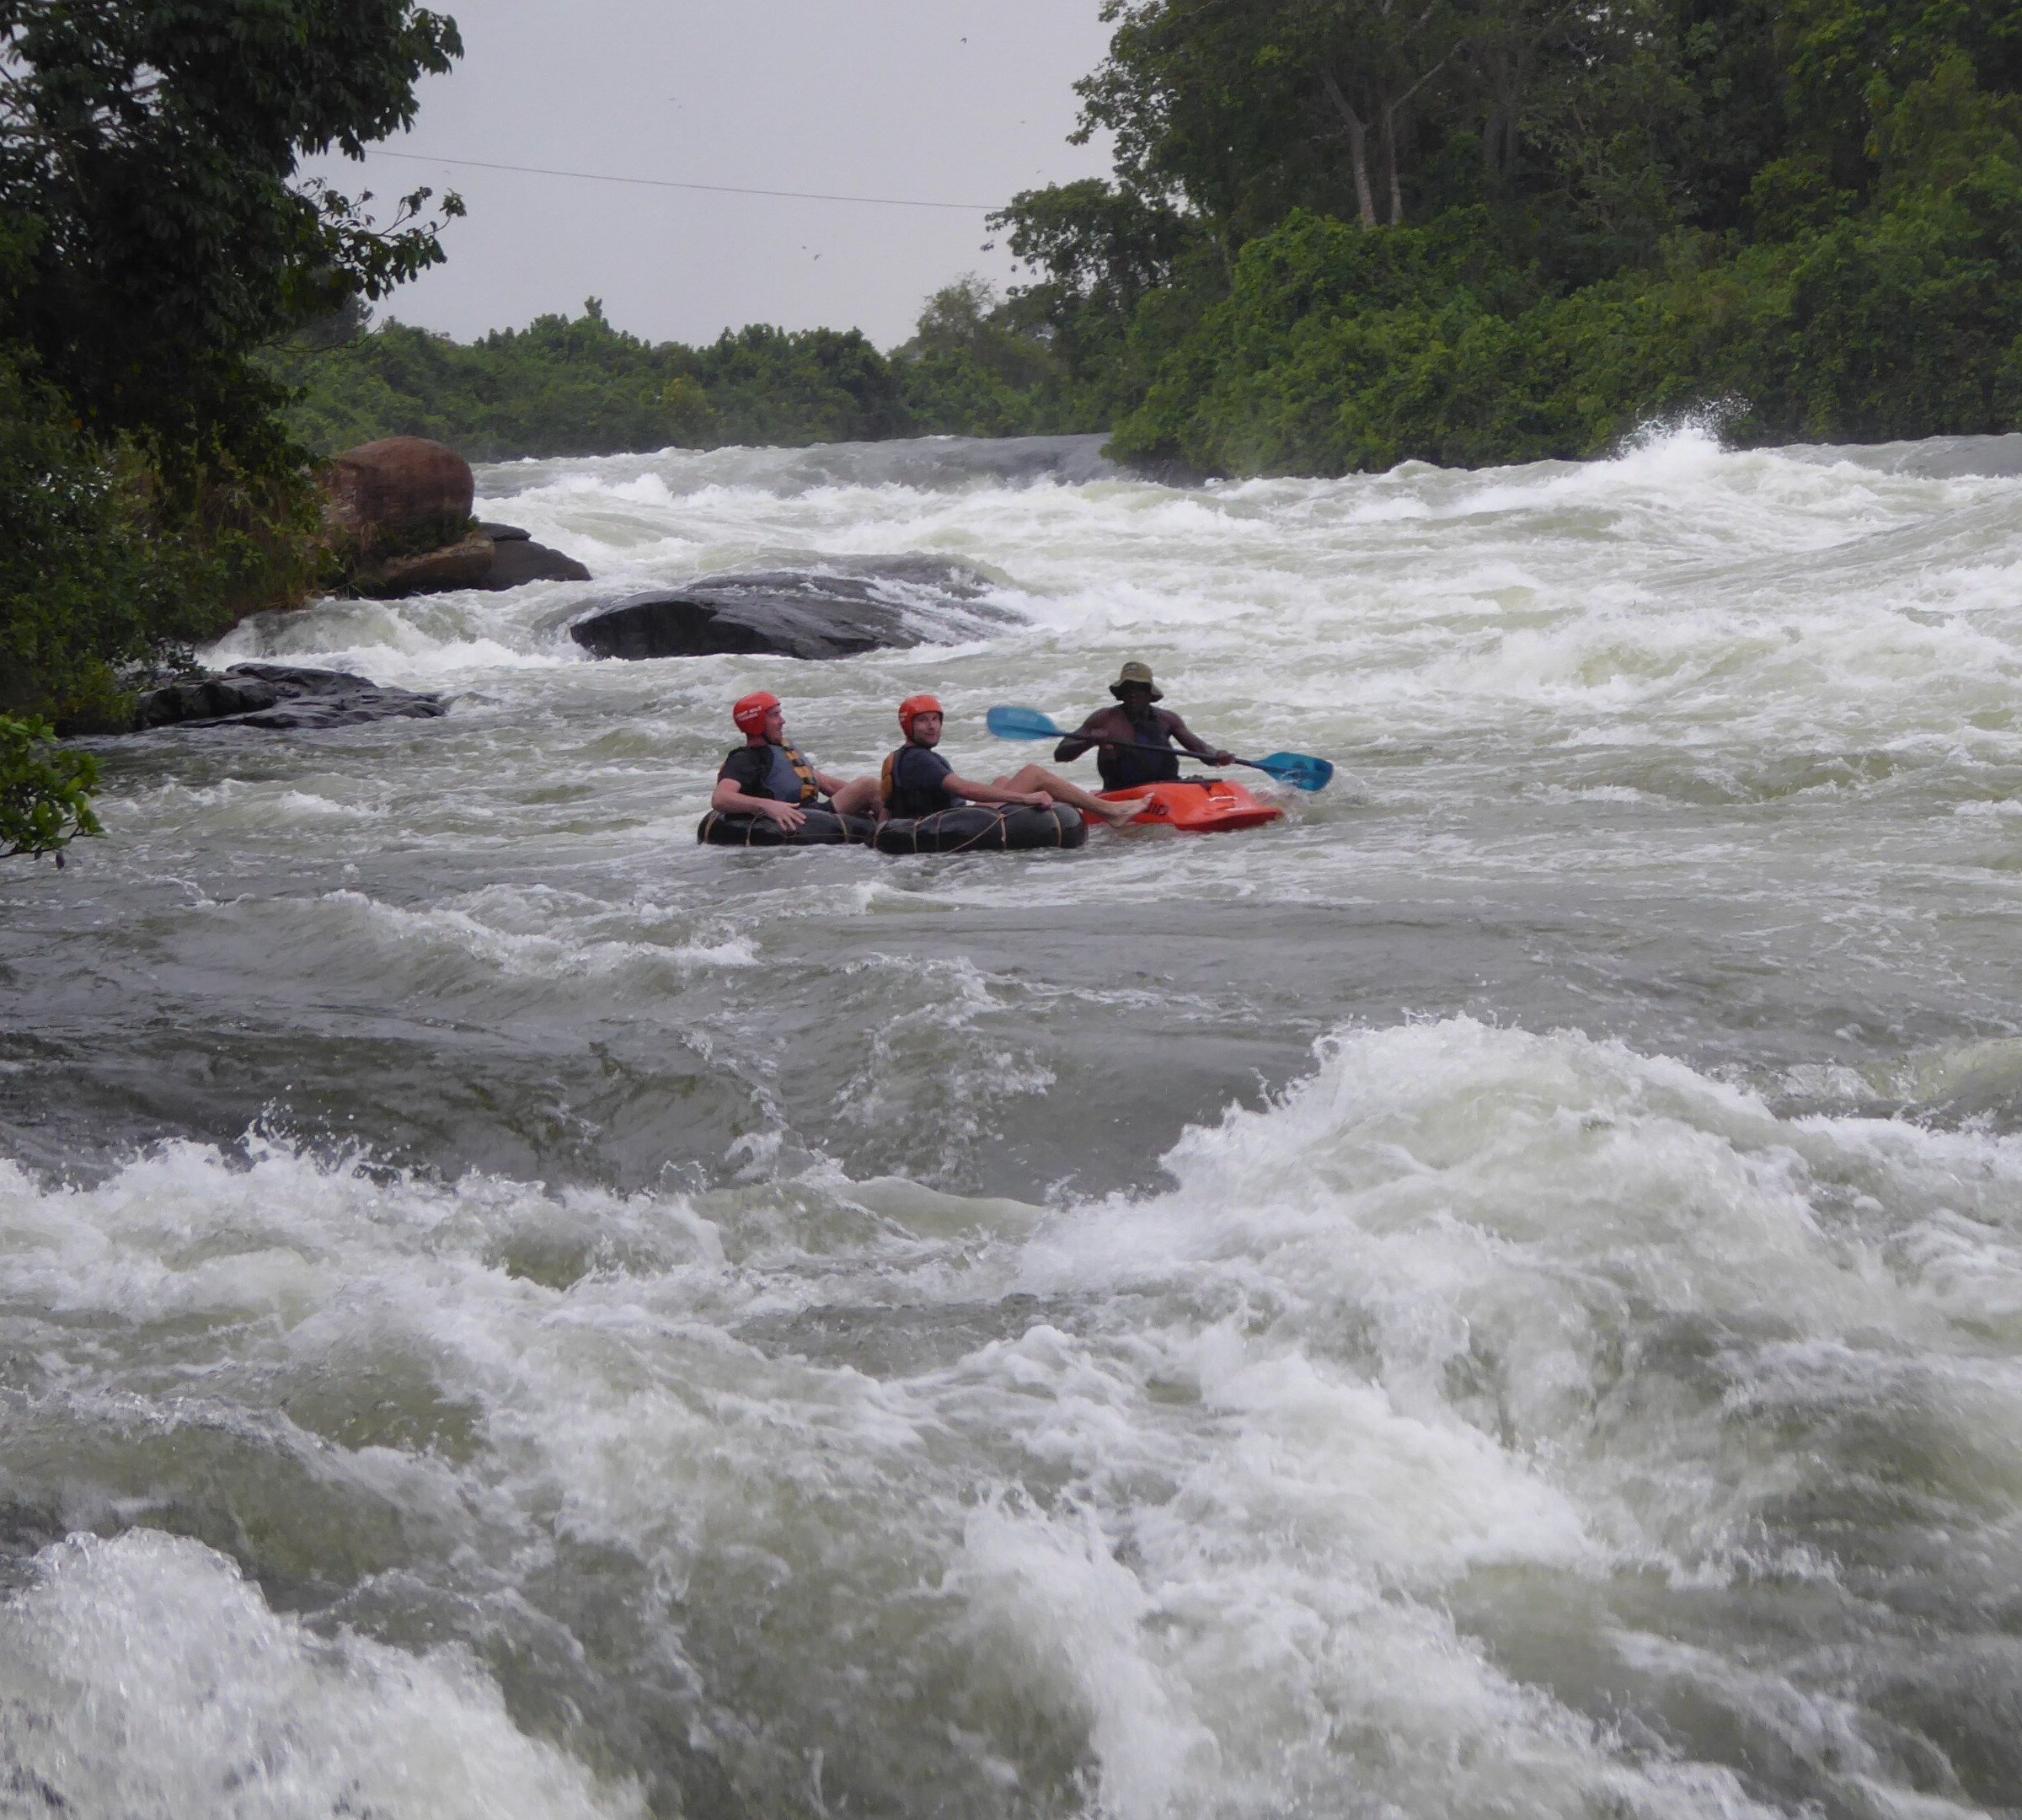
[1056,662,1237,790]
[1109,661,1164,702]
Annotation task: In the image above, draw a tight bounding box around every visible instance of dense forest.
[265,280,1082,461]
[286,0,2022,479]
[1070,0,2022,474]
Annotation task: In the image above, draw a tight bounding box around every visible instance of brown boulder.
[324,436,475,555]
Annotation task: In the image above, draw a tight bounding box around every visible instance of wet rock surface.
[569,554,1014,661]
[483,525,590,589]
[351,529,497,597]
[133,663,447,731]
[323,442,591,597]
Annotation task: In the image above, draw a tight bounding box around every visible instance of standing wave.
[3,1018,2017,1817]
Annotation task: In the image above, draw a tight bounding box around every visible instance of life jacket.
[881,744,952,817]
[767,741,821,806]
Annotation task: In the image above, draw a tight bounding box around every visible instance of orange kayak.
[1099,778,1285,832]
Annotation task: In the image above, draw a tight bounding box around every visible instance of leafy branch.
[0,714,101,864]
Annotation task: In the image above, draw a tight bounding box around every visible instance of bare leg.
[830,775,883,817]
[994,764,1140,824]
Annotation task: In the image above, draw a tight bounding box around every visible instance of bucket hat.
[1109,661,1163,701]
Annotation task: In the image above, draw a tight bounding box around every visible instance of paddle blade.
[1250,751,1334,791]
[987,705,1066,741]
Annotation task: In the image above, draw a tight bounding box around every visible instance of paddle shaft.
[1077,732,1222,760]
[1055,728,1268,775]
[987,705,1330,790]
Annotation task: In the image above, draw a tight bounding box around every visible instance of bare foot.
[1097,799,1143,826]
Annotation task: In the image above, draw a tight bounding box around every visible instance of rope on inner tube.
[942,806,1013,854]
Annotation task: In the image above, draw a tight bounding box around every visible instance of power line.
[361,147,998,212]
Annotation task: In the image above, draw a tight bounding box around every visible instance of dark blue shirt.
[883,745,954,817]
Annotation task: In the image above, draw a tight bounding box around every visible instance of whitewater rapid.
[6,427,2022,1817]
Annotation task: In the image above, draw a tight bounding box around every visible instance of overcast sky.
[305,0,1118,351]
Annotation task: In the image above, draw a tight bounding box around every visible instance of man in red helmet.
[882,695,1140,825]
[712,692,881,832]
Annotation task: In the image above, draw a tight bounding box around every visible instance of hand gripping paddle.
[986,705,1334,792]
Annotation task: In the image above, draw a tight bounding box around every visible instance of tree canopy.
[988,0,2022,474]
[290,0,2022,479]
[0,0,462,465]
[2,0,464,764]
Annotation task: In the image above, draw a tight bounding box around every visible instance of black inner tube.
[871,804,1087,854]
[696,809,872,847]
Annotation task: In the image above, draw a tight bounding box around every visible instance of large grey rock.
[132,672,285,725]
[568,555,1014,661]
[134,664,447,732]
[483,525,590,589]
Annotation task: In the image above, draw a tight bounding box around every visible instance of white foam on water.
[159,428,2022,891]
[7,1014,2019,1814]
[27,426,2022,1815]
[0,1529,643,1820]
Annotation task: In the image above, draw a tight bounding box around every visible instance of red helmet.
[733,690,782,736]
[897,693,943,738]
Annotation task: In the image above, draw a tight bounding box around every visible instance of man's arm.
[711,776,807,827]
[1051,711,1109,763]
[1163,711,1234,768]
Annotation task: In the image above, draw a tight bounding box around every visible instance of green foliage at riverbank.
[279,3,2022,479]
[270,281,1098,458]
[0,335,324,730]
[1007,1,2022,475]
[0,715,100,864]
[0,0,463,728]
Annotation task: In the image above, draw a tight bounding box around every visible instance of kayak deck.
[1099,777,1284,832]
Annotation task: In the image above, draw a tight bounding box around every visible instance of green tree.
[986,179,1207,423]
[0,0,463,468]
[891,276,1068,435]
[0,0,466,723]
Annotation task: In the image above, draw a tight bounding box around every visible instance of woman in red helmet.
[882,696,1140,825]
[712,692,882,832]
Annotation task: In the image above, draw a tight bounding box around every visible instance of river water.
[6,427,2022,1819]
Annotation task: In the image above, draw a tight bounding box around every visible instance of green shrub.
[0,714,100,864]
[0,345,321,729]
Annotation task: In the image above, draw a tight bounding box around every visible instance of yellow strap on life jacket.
[782,742,820,806]
[880,749,898,808]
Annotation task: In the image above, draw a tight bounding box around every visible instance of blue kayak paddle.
[987,705,1334,792]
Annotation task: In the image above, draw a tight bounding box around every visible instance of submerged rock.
[349,523,593,596]
[569,554,1014,661]
[134,663,447,731]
